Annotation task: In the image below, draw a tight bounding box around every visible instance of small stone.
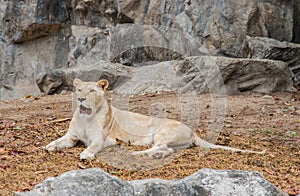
[0,140,4,147]
[262,95,273,99]
[225,124,233,128]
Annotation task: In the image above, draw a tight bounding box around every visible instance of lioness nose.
[78,98,86,102]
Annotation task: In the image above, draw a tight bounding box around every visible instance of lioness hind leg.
[132,144,174,158]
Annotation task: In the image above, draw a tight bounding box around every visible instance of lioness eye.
[77,89,82,92]
[90,89,95,93]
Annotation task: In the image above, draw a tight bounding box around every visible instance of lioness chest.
[73,115,107,146]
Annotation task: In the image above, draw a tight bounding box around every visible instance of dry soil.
[0,91,299,195]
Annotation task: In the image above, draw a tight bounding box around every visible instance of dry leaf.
[50,118,71,123]
[77,162,86,169]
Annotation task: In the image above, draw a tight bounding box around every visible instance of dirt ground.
[0,91,299,195]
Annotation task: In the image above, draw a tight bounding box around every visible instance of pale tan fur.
[46,79,265,159]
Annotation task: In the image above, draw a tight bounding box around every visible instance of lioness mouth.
[80,105,92,115]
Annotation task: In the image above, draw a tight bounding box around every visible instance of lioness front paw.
[131,151,145,156]
[45,142,57,151]
[80,150,95,160]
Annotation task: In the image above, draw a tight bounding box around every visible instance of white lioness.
[46,79,264,159]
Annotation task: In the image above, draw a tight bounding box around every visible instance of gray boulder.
[131,169,287,196]
[36,70,66,95]
[208,57,296,94]
[14,168,134,196]
[36,61,130,94]
[114,56,295,95]
[14,168,287,196]
[36,56,295,96]
[0,31,70,100]
[242,36,300,84]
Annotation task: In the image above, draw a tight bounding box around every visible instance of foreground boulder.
[14,168,287,196]
[14,168,134,196]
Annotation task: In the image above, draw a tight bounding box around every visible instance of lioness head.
[73,78,109,117]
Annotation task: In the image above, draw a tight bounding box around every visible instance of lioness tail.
[193,134,266,154]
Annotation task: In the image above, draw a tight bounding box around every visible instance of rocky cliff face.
[0,0,299,100]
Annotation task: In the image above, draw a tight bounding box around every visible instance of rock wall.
[0,0,299,100]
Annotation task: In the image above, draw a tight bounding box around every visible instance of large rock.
[36,70,66,95]
[114,56,295,95]
[208,57,296,94]
[14,168,287,196]
[243,36,300,84]
[0,31,70,100]
[36,56,295,96]
[14,168,134,196]
[130,169,287,196]
[36,61,130,95]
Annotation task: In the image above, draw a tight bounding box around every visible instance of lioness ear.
[97,79,109,92]
[73,78,83,87]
